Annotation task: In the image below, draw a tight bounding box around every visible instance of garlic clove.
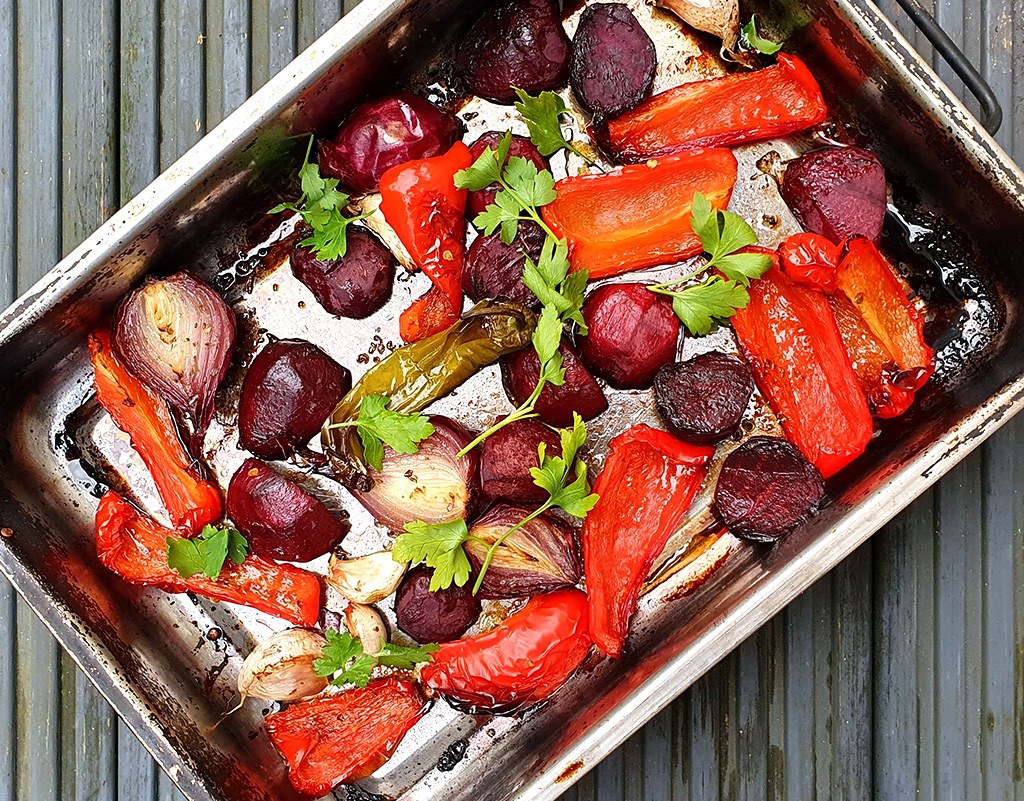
[342,602,388,656]
[327,551,408,604]
[237,629,328,702]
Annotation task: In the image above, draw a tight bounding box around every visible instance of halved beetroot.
[455,0,571,104]
[464,222,545,308]
[501,339,607,427]
[479,417,562,506]
[654,352,754,445]
[578,283,680,389]
[781,146,887,244]
[290,228,395,319]
[467,133,548,218]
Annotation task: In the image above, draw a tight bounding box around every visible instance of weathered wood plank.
[120,0,160,202]
[249,0,298,92]
[297,0,344,50]
[205,1,253,128]
[159,0,207,166]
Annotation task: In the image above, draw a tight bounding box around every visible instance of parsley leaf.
[392,518,473,592]
[328,394,435,472]
[377,642,441,671]
[166,524,249,581]
[270,135,371,261]
[513,88,593,163]
[741,15,784,55]
[669,275,751,336]
[313,630,377,688]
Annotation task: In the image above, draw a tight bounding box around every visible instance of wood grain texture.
[0,1,1021,800]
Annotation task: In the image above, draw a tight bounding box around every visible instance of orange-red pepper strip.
[582,425,714,658]
[542,148,738,279]
[837,237,935,391]
[266,679,426,797]
[89,331,221,534]
[379,141,472,312]
[732,265,873,478]
[604,53,827,162]
[95,491,321,626]
[398,284,461,344]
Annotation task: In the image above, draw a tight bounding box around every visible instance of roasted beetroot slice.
[464,222,545,308]
[714,437,824,543]
[653,352,754,446]
[570,3,656,118]
[479,417,562,506]
[501,339,607,427]
[290,227,395,318]
[781,146,887,244]
[395,565,481,643]
[455,0,571,104]
[467,133,548,218]
[578,283,680,390]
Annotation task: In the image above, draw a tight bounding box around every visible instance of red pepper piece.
[603,54,827,162]
[398,285,461,343]
[266,678,426,797]
[583,425,714,657]
[95,491,321,626]
[779,232,840,293]
[732,267,873,477]
[420,588,591,713]
[379,141,472,312]
[827,293,915,419]
[542,148,738,279]
[89,331,221,534]
[837,237,934,391]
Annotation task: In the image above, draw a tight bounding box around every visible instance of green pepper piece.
[322,300,536,489]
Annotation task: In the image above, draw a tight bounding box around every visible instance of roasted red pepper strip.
[542,148,737,279]
[265,678,426,797]
[582,426,714,658]
[398,284,461,343]
[420,588,591,713]
[603,54,827,162]
[837,237,935,391]
[95,491,321,626]
[379,141,472,312]
[779,232,840,293]
[827,293,915,418]
[89,331,221,534]
[732,266,873,477]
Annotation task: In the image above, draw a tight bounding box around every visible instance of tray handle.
[892,0,1002,135]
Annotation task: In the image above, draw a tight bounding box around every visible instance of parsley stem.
[647,264,710,292]
[496,175,561,242]
[455,374,546,458]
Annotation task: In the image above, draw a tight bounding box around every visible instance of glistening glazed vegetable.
[236,629,329,702]
[111,271,236,451]
[321,300,535,490]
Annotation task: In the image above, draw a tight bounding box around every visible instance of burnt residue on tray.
[436,738,469,772]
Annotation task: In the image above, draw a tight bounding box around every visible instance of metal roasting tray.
[2,1,1024,799]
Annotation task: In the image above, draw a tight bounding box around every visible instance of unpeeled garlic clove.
[237,629,328,702]
[326,551,407,604]
[342,602,388,656]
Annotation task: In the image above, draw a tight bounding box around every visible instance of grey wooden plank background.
[0,1,1019,800]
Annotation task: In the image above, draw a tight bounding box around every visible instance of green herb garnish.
[327,394,435,472]
[166,524,249,581]
[649,191,773,335]
[312,630,439,688]
[740,16,784,56]
[270,136,371,261]
[513,88,594,164]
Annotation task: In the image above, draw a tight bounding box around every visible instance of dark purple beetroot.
[781,146,887,245]
[238,339,352,460]
[467,133,548,218]
[653,352,754,446]
[395,565,482,643]
[290,227,395,318]
[227,458,350,562]
[570,3,656,118]
[713,437,824,543]
[578,283,680,390]
[479,417,562,506]
[501,338,608,427]
[455,0,571,104]
[318,92,461,193]
[464,222,545,308]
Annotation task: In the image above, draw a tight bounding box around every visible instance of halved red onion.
[352,416,480,531]
[112,271,236,448]
[465,504,581,598]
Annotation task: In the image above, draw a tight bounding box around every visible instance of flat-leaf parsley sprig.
[166,524,249,581]
[270,135,372,261]
[740,16,784,56]
[313,629,439,688]
[326,394,435,472]
[396,414,599,595]
[513,88,594,164]
[648,192,774,335]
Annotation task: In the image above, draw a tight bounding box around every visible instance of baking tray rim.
[2,1,1024,800]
